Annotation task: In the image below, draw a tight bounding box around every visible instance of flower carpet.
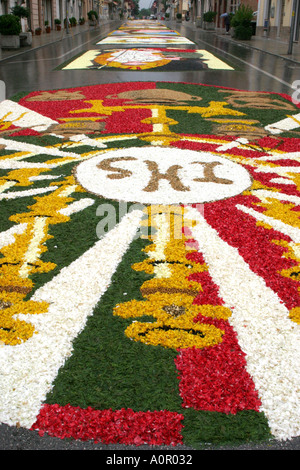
[60,20,234,72]
[61,48,233,71]
[0,80,300,448]
[96,21,195,45]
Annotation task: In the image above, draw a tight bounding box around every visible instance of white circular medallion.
[75,146,252,204]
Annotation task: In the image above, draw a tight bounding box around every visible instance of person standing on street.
[224,13,230,34]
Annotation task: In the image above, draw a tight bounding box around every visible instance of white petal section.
[59,198,95,216]
[0,210,143,428]
[186,206,300,440]
[0,224,27,249]
[0,138,83,160]
[0,186,58,200]
[0,100,57,132]
[251,189,300,206]
[236,204,300,243]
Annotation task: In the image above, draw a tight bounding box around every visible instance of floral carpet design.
[61,48,234,71]
[0,81,300,448]
[96,21,194,45]
[97,36,195,45]
[60,20,233,72]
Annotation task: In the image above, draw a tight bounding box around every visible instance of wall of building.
[0,0,9,14]
[0,0,116,33]
[256,0,293,40]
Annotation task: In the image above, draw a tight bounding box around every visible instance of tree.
[139,8,151,18]
[10,4,30,18]
[131,0,139,17]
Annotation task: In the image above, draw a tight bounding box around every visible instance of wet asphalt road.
[0,20,300,453]
[1,418,300,451]
[0,20,299,99]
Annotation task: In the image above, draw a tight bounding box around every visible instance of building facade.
[210,0,258,27]
[255,0,298,40]
[2,0,298,41]
[165,0,258,24]
[163,0,297,41]
[0,0,120,32]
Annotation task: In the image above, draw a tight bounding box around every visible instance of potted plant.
[11,5,32,46]
[203,10,217,29]
[45,20,51,32]
[35,26,42,35]
[10,4,30,20]
[88,10,98,25]
[165,12,169,21]
[231,5,253,40]
[54,18,61,30]
[0,14,22,48]
[79,17,85,25]
[176,12,182,23]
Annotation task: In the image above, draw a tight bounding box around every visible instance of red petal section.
[175,318,262,414]
[31,404,184,446]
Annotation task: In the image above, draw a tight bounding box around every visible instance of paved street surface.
[1,18,300,454]
[1,19,300,98]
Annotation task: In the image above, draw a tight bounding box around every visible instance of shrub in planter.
[0,14,22,35]
[35,27,42,35]
[70,17,77,26]
[88,10,98,21]
[232,23,252,39]
[0,14,21,48]
[79,17,85,25]
[231,5,253,40]
[176,13,182,22]
[203,11,217,22]
[203,11,217,29]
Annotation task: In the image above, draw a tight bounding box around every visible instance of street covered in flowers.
[0,19,300,451]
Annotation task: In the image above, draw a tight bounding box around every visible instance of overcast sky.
[139,0,153,10]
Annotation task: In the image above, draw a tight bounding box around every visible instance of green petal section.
[45,236,182,412]
[44,234,271,447]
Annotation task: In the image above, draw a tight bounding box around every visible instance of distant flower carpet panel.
[60,48,234,71]
[0,81,300,447]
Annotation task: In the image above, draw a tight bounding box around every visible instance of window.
[230,0,240,13]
